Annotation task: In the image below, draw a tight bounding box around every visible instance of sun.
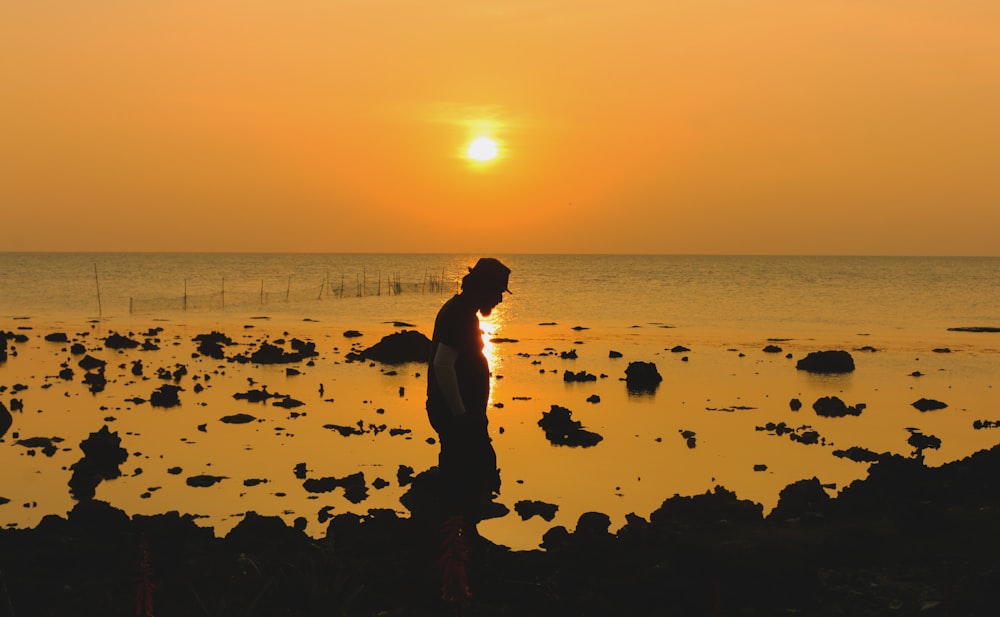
[466,136,499,162]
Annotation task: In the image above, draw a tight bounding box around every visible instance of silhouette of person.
[426,257,511,602]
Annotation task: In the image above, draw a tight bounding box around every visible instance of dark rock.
[0,401,10,439]
[563,370,596,382]
[83,368,107,393]
[514,500,559,522]
[586,394,601,404]
[833,446,882,462]
[272,396,305,409]
[150,384,182,408]
[45,332,69,343]
[812,396,865,417]
[69,426,128,501]
[345,330,430,365]
[789,398,802,411]
[793,430,821,445]
[324,424,364,436]
[670,345,690,353]
[538,405,603,447]
[907,429,942,454]
[540,525,571,550]
[247,341,314,365]
[624,361,662,393]
[193,331,235,359]
[762,344,782,353]
[67,499,131,534]
[343,330,363,338]
[225,511,311,553]
[560,349,578,359]
[104,333,140,349]
[609,350,623,358]
[15,436,62,457]
[78,355,106,371]
[302,472,368,503]
[234,387,273,403]
[575,512,612,538]
[650,486,764,529]
[768,477,831,523]
[912,398,947,412]
[397,465,415,486]
[680,429,697,448]
[220,413,257,424]
[795,350,855,374]
[186,475,226,487]
[79,426,127,475]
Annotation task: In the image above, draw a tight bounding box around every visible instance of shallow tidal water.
[2,254,998,549]
[2,313,997,550]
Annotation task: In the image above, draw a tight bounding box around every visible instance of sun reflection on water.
[478,303,508,406]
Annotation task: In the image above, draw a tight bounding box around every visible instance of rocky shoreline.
[2,444,999,616]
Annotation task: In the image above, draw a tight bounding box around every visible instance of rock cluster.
[2,442,1000,616]
[346,330,431,365]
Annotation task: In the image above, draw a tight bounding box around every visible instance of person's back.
[426,292,490,432]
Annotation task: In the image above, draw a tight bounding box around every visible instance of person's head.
[461,257,511,316]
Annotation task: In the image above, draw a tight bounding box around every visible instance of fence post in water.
[93,263,102,317]
[222,277,225,309]
[184,279,188,311]
[260,280,264,304]
[130,297,133,315]
[286,276,291,302]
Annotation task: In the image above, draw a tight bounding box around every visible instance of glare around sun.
[467,137,499,162]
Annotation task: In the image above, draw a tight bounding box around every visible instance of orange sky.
[2,1,998,255]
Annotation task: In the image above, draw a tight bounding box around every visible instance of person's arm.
[433,342,467,417]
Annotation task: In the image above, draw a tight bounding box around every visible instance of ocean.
[2,253,998,333]
[1,253,998,548]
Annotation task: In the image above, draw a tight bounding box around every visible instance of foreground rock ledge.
[2,446,999,616]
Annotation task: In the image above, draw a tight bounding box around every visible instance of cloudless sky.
[2,1,998,255]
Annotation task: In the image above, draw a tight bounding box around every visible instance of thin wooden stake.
[93,263,103,317]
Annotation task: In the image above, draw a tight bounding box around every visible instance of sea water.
[1,253,998,549]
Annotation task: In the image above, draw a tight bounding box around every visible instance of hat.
[466,257,512,293]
